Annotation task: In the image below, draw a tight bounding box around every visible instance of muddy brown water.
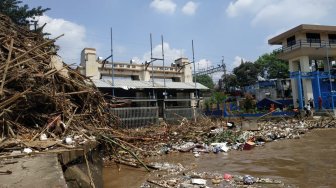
[103,128,336,188]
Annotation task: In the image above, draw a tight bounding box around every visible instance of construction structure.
[244,79,292,101]
[269,24,336,114]
[78,48,208,127]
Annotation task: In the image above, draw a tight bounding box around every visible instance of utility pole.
[110,27,115,97]
[150,33,154,98]
[148,34,164,99]
[192,40,197,123]
[222,56,227,92]
[192,40,197,98]
[161,35,166,94]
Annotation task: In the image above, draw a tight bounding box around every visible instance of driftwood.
[0,13,155,176]
[84,149,96,188]
[146,179,171,188]
[101,135,150,172]
[114,159,139,168]
[0,13,119,141]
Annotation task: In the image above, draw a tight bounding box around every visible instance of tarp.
[257,98,284,110]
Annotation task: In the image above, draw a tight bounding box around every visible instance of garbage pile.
[0,13,119,156]
[141,168,285,188]
[123,116,336,159]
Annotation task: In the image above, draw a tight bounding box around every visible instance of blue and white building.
[269,24,336,112]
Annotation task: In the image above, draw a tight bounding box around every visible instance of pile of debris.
[140,165,286,188]
[0,13,119,156]
[118,115,336,160]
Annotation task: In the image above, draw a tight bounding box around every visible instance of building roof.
[92,79,209,90]
[268,24,336,45]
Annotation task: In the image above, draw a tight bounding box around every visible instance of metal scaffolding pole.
[150,33,155,99]
[192,40,197,98]
[110,27,115,97]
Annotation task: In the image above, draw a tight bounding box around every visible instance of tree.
[221,74,238,92]
[0,0,50,26]
[194,75,214,90]
[254,51,289,79]
[233,61,260,87]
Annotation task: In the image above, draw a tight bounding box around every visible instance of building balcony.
[275,40,336,60]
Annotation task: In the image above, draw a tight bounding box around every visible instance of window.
[306,33,321,43]
[287,35,296,46]
[328,34,336,44]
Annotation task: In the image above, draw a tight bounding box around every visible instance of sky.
[24,0,336,82]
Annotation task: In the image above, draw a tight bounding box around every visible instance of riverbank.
[104,128,336,187]
[102,115,336,187]
[106,116,335,161]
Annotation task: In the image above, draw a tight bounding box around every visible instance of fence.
[110,107,158,128]
[164,108,200,123]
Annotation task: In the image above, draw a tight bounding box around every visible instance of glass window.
[328,34,336,44]
[287,35,296,46]
[306,33,321,43]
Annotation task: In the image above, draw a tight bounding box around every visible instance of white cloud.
[251,0,333,26]
[226,0,269,18]
[182,1,198,15]
[150,0,176,14]
[228,56,246,71]
[226,0,336,27]
[36,15,88,64]
[196,59,212,71]
[196,59,222,82]
[132,42,184,65]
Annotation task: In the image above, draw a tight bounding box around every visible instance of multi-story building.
[269,24,336,111]
[78,48,208,126]
[78,48,207,99]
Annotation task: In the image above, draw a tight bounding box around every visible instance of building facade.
[269,24,336,110]
[78,48,193,82]
[77,48,208,126]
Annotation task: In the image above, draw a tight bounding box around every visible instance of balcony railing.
[275,39,336,53]
[289,71,336,79]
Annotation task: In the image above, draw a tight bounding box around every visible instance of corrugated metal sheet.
[91,79,209,90]
[92,79,111,88]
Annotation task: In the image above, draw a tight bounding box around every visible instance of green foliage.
[207,130,239,144]
[213,92,226,103]
[243,93,256,113]
[230,51,289,88]
[204,97,215,110]
[254,51,289,79]
[222,74,238,92]
[233,61,260,87]
[204,92,226,110]
[194,74,214,89]
[0,0,50,26]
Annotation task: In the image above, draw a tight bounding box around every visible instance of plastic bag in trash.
[243,175,255,185]
[223,173,232,181]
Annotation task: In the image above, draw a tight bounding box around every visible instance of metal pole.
[192,40,197,123]
[326,45,335,116]
[192,40,196,98]
[110,28,115,97]
[161,35,167,99]
[150,33,155,99]
[222,56,226,91]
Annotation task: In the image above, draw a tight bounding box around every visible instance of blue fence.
[291,70,336,109]
[204,109,295,118]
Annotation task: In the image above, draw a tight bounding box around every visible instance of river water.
[103,128,336,187]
